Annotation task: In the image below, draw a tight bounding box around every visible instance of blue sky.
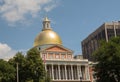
[0,0,120,60]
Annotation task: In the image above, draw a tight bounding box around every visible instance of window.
[61,53,65,59]
[116,29,120,36]
[67,53,72,59]
[49,55,53,59]
[68,55,71,59]
[107,29,115,40]
[48,53,53,59]
[55,52,59,59]
[56,54,59,59]
[47,23,49,28]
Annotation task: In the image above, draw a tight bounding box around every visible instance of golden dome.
[33,17,62,47]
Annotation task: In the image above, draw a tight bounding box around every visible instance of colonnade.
[45,64,90,81]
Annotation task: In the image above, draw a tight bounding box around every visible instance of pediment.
[45,45,73,52]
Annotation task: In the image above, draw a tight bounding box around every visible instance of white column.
[113,22,117,37]
[71,65,73,80]
[45,63,47,72]
[105,24,108,42]
[62,66,64,80]
[61,66,63,79]
[79,65,82,80]
[68,67,70,79]
[63,66,65,80]
[65,65,67,80]
[58,64,61,80]
[77,65,80,80]
[52,64,54,80]
[85,66,87,80]
[85,65,90,80]
[75,66,77,79]
[56,66,58,80]
[87,66,90,80]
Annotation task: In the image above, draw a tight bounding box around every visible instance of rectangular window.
[55,52,59,59]
[116,28,120,36]
[48,53,53,59]
[61,54,65,59]
[49,55,53,59]
[67,53,72,59]
[107,29,115,40]
[67,55,71,59]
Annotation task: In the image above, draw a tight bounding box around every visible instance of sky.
[0,0,120,60]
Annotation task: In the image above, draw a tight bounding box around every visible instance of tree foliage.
[93,37,120,82]
[25,48,46,82]
[8,52,26,82]
[0,59,15,82]
[7,48,47,82]
[44,74,52,82]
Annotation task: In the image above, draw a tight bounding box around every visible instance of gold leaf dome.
[33,17,62,47]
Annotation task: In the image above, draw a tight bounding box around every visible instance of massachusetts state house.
[33,17,91,82]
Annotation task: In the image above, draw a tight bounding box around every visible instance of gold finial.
[43,16,50,22]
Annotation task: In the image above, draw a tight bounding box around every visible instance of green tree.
[8,52,26,82]
[93,37,120,82]
[1,48,49,82]
[44,74,52,82]
[26,48,46,82]
[0,59,15,82]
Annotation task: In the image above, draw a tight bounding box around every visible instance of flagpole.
[17,63,19,82]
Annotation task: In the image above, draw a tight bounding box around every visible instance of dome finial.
[42,16,52,31]
[43,16,50,21]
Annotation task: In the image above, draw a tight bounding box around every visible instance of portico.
[45,59,90,82]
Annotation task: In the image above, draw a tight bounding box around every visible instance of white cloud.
[0,43,17,60]
[44,4,57,12]
[0,0,57,23]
